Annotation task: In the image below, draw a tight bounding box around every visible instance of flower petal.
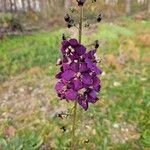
[85,58,93,69]
[61,40,70,54]
[62,40,70,47]
[68,53,79,61]
[65,89,78,100]
[55,72,62,79]
[87,89,98,103]
[73,79,83,91]
[62,70,75,81]
[79,62,89,72]
[85,58,102,74]
[70,62,79,72]
[87,50,96,59]
[78,96,88,110]
[93,77,101,92]
[62,63,70,71]
[75,45,86,56]
[82,73,93,85]
[55,82,64,92]
[62,55,68,63]
[69,39,79,47]
[91,64,102,75]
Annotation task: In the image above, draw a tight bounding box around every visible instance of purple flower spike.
[55,38,102,110]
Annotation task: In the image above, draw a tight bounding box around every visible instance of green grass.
[0,18,150,149]
[0,31,63,82]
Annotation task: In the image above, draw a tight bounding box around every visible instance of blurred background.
[0,0,150,149]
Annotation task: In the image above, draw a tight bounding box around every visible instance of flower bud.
[67,19,74,28]
[97,13,102,22]
[76,0,86,6]
[95,40,99,49]
[62,34,66,40]
[64,14,70,22]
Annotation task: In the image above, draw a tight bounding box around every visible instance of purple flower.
[55,38,102,110]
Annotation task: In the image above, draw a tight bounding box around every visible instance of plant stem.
[71,101,77,150]
[71,6,83,150]
[79,6,83,43]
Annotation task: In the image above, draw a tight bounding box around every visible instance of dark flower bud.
[97,13,102,22]
[95,40,99,49]
[84,22,90,28]
[62,33,66,40]
[60,126,66,132]
[67,19,74,28]
[64,14,70,22]
[76,0,86,6]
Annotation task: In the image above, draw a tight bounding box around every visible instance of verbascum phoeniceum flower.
[55,38,102,110]
[55,0,103,149]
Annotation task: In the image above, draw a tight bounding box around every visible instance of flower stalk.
[55,0,103,149]
[71,6,83,150]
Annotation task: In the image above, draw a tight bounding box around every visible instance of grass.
[0,18,150,149]
[0,31,63,82]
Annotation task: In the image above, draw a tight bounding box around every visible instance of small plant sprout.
[55,0,103,149]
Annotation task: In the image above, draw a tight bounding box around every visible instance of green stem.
[79,6,83,44]
[71,6,83,150]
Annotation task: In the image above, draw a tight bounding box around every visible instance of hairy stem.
[71,6,83,150]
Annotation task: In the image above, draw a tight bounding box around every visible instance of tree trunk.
[1,0,7,12]
[14,0,17,11]
[8,0,13,12]
[27,0,32,11]
[40,0,47,19]
[33,0,37,11]
[21,0,25,12]
[125,0,131,14]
